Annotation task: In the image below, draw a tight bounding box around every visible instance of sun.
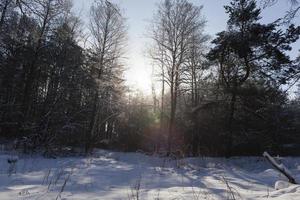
[125,57,153,95]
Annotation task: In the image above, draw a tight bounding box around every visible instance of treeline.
[0,0,300,157]
[148,0,300,156]
[0,0,131,154]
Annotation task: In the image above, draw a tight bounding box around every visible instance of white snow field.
[0,150,300,200]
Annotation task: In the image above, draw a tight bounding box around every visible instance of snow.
[275,181,291,190]
[263,152,292,174]
[263,151,297,184]
[0,150,299,199]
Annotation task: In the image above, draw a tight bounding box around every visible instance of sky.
[72,0,300,95]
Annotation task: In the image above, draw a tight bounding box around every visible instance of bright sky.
[73,0,300,95]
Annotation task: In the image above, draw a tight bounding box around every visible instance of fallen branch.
[263,151,297,184]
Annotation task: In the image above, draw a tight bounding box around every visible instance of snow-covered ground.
[0,150,299,200]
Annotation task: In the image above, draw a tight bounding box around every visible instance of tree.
[183,31,209,107]
[208,0,300,156]
[86,0,127,152]
[0,0,129,154]
[150,0,206,153]
[19,0,71,120]
[0,0,94,153]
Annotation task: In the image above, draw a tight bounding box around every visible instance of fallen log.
[263,151,297,184]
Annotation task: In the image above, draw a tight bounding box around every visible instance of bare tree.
[87,0,127,152]
[150,0,206,154]
[183,30,209,107]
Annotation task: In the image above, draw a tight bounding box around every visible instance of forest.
[0,0,300,158]
[2,0,300,199]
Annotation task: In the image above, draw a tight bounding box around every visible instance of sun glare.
[125,57,153,95]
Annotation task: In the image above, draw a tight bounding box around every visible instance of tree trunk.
[167,81,174,154]
[158,71,165,153]
[227,88,237,157]
[263,152,297,184]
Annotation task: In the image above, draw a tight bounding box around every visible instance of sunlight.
[124,55,153,95]
[1,0,300,199]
